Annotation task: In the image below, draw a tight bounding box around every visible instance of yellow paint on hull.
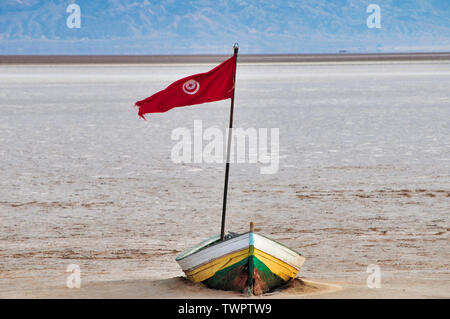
[185,248,249,282]
[253,248,300,281]
[184,246,301,284]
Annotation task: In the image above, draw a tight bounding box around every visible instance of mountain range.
[1,0,449,54]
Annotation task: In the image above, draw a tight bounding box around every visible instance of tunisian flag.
[135,56,236,119]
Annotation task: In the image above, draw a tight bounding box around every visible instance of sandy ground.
[0,60,449,298]
[1,275,449,299]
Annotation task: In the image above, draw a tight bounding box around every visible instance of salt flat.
[0,61,449,298]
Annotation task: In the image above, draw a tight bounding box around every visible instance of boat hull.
[176,232,305,295]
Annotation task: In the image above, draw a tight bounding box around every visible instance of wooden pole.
[220,43,239,241]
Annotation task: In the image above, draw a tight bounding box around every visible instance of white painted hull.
[176,232,305,274]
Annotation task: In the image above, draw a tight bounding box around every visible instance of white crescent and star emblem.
[182,79,200,95]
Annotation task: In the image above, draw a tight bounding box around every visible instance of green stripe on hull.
[247,245,255,295]
[251,255,286,295]
[203,255,249,292]
[202,255,286,295]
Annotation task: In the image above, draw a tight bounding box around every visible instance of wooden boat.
[142,44,307,294]
[176,223,305,295]
[133,44,306,295]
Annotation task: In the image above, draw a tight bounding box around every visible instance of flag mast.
[220,43,239,241]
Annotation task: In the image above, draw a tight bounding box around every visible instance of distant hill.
[1,0,449,54]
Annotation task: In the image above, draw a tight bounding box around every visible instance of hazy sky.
[1,0,449,54]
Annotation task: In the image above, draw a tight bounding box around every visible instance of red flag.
[135,56,236,119]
